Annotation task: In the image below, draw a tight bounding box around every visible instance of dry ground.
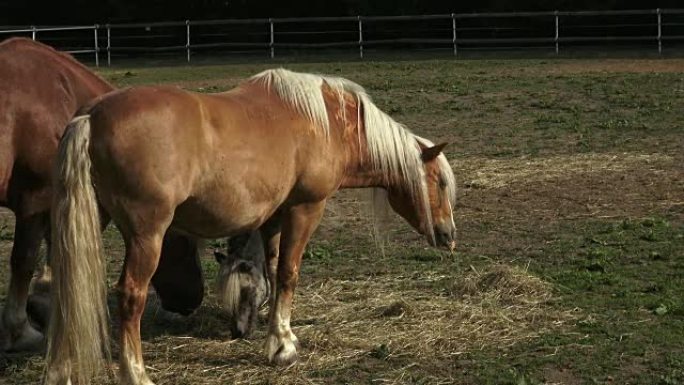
[1,58,683,384]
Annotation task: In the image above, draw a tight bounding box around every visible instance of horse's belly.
[170,194,277,239]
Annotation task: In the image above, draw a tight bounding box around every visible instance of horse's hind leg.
[1,213,47,351]
[118,231,165,385]
[1,214,46,351]
[266,201,326,366]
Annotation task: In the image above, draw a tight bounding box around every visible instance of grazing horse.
[45,68,457,385]
[216,133,456,338]
[215,231,269,339]
[0,37,114,351]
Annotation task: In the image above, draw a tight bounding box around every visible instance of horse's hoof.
[8,322,45,352]
[272,344,298,367]
[27,293,52,332]
[0,327,10,352]
[266,334,299,367]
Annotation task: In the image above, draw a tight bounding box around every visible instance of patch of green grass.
[466,216,684,385]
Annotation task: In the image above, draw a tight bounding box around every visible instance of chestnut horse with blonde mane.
[0,38,113,352]
[44,68,457,385]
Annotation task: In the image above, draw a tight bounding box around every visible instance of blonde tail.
[45,115,109,385]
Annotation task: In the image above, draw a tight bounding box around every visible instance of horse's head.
[215,231,269,339]
[386,141,457,251]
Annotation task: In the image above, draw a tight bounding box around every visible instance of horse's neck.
[335,107,391,190]
[337,134,396,190]
[339,168,388,189]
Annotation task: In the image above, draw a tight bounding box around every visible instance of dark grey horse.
[214,231,269,339]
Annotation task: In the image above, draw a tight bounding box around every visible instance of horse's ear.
[214,250,227,264]
[421,142,448,162]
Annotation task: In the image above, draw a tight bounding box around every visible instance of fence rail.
[1,9,684,66]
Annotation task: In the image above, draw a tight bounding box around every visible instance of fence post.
[186,20,191,63]
[657,8,662,54]
[107,24,111,66]
[269,18,274,58]
[358,16,363,59]
[554,10,559,55]
[93,25,99,67]
[451,13,457,57]
[31,26,36,40]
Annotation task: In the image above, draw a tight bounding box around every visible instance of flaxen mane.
[250,68,437,240]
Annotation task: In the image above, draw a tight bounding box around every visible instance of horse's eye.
[439,178,447,189]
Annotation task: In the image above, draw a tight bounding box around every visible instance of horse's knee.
[117,280,149,320]
[277,269,299,293]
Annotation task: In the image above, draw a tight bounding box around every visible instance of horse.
[0,37,114,352]
[215,134,456,339]
[215,231,269,339]
[44,68,457,385]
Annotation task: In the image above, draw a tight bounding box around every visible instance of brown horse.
[45,68,457,385]
[0,37,114,352]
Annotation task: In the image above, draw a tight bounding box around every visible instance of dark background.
[1,0,683,25]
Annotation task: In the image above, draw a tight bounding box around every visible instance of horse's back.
[85,83,344,238]
[0,38,112,210]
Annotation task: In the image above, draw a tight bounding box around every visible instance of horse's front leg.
[118,232,165,385]
[266,201,326,366]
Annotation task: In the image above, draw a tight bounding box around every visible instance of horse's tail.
[45,115,109,384]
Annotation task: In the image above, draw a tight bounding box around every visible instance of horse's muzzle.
[434,225,456,251]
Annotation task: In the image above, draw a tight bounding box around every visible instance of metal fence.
[1,9,684,66]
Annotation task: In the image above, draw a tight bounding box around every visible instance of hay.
[128,263,576,385]
[451,264,553,305]
[460,153,673,189]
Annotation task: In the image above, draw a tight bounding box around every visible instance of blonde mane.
[250,68,435,241]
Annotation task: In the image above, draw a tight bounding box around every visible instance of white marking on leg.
[120,337,155,385]
[266,295,298,364]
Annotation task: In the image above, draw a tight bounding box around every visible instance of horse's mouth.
[433,227,456,252]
